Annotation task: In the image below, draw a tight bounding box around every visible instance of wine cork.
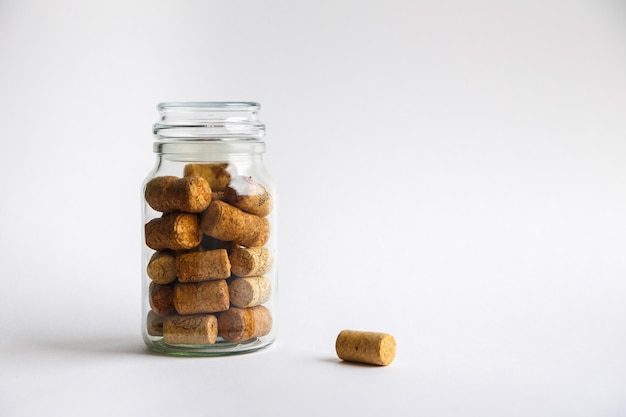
[147,251,177,284]
[174,280,230,315]
[218,305,272,343]
[149,282,176,316]
[184,163,233,191]
[229,246,273,277]
[229,276,272,308]
[201,200,269,248]
[146,310,165,336]
[145,212,202,251]
[335,330,396,366]
[176,249,231,282]
[145,176,212,213]
[163,314,218,345]
[224,176,273,217]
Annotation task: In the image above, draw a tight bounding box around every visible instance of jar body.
[141,103,277,356]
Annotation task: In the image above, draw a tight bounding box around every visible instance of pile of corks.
[144,163,274,345]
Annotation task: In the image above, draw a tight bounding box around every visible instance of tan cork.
[229,246,273,277]
[149,282,176,316]
[200,200,269,248]
[146,310,165,336]
[224,176,273,217]
[335,330,396,366]
[146,251,177,284]
[145,212,202,250]
[145,176,212,213]
[229,276,272,308]
[173,280,230,315]
[176,249,231,282]
[184,163,233,192]
[218,305,272,343]
[163,314,218,345]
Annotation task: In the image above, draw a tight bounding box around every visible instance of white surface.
[1,1,626,416]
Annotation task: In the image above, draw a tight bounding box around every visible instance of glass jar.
[141,102,277,356]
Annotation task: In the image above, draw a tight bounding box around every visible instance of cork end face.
[377,334,396,366]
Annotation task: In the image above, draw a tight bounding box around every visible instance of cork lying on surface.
[224,175,273,217]
[176,249,231,282]
[174,280,230,315]
[229,276,272,308]
[218,305,272,343]
[147,251,177,284]
[163,314,218,345]
[229,246,273,277]
[200,200,269,248]
[184,163,232,192]
[145,176,212,213]
[335,330,396,366]
[145,212,202,250]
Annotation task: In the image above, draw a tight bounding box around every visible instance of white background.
[1,0,625,416]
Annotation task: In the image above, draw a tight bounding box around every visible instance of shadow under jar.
[141,102,277,356]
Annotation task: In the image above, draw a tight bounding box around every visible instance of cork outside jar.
[141,102,277,356]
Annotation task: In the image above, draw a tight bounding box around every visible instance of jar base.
[144,336,275,357]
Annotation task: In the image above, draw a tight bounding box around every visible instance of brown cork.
[146,251,177,284]
[174,280,230,315]
[218,305,272,343]
[163,314,218,345]
[149,282,176,316]
[224,176,273,217]
[176,249,231,282]
[200,200,269,248]
[229,276,272,308]
[229,246,273,277]
[145,176,212,213]
[146,310,165,336]
[145,212,202,251]
[335,330,396,366]
[184,163,233,192]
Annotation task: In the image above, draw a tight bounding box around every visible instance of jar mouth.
[153,101,265,140]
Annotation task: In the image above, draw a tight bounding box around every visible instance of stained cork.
[174,280,230,315]
[145,175,212,213]
[229,246,273,277]
[229,276,272,308]
[218,305,272,343]
[224,176,273,217]
[335,330,396,366]
[175,249,231,282]
[145,212,202,251]
[146,310,165,336]
[200,200,269,248]
[147,251,177,284]
[149,282,176,316]
[184,163,233,192]
[163,314,218,345]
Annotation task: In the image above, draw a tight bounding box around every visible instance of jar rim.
[157,102,260,111]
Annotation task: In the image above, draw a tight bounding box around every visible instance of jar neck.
[154,141,266,162]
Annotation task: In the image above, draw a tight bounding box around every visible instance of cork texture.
[146,310,165,336]
[147,251,177,284]
[145,175,212,213]
[229,276,272,308]
[184,163,233,192]
[149,282,176,316]
[200,200,269,248]
[174,280,230,315]
[145,212,202,250]
[176,249,231,282]
[229,246,273,277]
[224,175,273,217]
[163,314,218,345]
[335,330,396,366]
[218,305,272,343]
